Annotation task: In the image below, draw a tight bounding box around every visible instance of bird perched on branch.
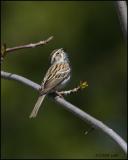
[29,48,71,118]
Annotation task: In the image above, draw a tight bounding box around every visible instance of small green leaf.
[80,81,88,89]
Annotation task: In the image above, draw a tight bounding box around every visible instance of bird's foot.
[55,91,64,98]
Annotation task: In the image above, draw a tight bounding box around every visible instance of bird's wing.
[41,63,70,94]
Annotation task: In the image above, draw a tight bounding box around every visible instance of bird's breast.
[58,75,70,90]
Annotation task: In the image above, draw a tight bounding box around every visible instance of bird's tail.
[29,94,46,118]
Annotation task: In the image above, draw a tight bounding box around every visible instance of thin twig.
[2,36,53,54]
[84,126,94,135]
[1,70,127,154]
[59,81,88,96]
[115,1,127,39]
[1,36,53,64]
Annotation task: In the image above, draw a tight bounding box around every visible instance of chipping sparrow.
[29,48,71,118]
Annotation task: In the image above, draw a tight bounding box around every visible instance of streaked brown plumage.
[29,48,71,118]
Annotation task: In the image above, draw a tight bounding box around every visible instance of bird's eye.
[56,52,59,55]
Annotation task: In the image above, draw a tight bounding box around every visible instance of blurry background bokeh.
[1,1,127,159]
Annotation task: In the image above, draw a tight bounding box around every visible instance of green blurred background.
[1,1,127,159]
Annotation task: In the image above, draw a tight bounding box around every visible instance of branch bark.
[115,1,127,39]
[1,70,127,154]
[5,36,53,53]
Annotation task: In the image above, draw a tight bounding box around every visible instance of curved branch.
[1,71,127,154]
[1,71,40,90]
[115,1,127,39]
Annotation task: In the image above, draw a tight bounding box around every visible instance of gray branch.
[115,1,127,39]
[1,71,127,154]
[1,71,40,90]
[5,36,53,53]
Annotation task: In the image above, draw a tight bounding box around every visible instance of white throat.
[54,59,65,64]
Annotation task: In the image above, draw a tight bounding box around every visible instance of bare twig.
[1,36,53,59]
[1,70,127,154]
[84,126,94,135]
[6,36,53,53]
[59,81,88,96]
[115,1,127,39]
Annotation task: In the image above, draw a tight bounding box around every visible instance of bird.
[29,48,71,118]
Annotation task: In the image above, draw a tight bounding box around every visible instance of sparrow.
[29,48,71,118]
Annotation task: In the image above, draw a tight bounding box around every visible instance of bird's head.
[50,48,69,64]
